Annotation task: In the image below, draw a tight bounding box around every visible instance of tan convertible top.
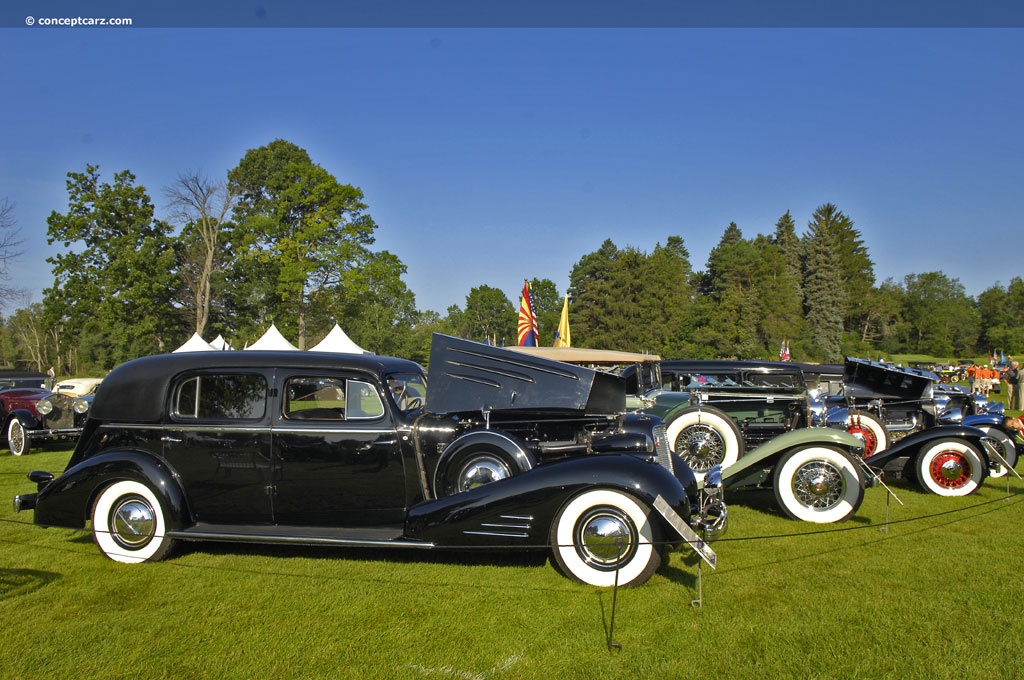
[505,346,660,364]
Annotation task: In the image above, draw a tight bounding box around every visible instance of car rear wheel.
[7,418,29,456]
[550,489,661,587]
[665,406,742,482]
[915,439,985,496]
[91,480,175,563]
[772,446,864,523]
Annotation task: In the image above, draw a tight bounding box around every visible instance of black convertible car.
[14,334,725,587]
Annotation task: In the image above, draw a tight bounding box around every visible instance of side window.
[282,377,385,421]
[345,380,385,419]
[174,374,267,420]
[284,377,346,420]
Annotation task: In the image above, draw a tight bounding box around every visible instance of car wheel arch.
[433,430,535,498]
[76,453,192,530]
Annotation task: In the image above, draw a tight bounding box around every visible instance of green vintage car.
[514,352,871,523]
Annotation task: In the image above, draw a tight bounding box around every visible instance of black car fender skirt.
[407,453,691,548]
[32,451,189,531]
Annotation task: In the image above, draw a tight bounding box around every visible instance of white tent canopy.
[209,334,232,351]
[310,324,368,354]
[173,332,215,353]
[245,324,299,351]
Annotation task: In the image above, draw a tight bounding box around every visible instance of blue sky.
[2,9,1022,320]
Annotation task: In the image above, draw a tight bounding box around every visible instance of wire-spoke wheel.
[772,446,864,523]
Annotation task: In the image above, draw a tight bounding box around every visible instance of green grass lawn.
[2,447,1022,679]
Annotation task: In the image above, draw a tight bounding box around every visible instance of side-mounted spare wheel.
[434,433,533,498]
[846,411,889,457]
[772,445,864,523]
[664,405,742,482]
[549,489,662,588]
[91,480,175,563]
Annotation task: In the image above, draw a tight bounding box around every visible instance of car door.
[161,370,274,525]
[270,373,407,527]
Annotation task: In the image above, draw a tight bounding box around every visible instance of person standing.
[1002,361,1020,410]
[46,365,55,390]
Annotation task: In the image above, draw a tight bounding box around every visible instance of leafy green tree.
[901,272,980,356]
[227,140,377,349]
[455,285,515,344]
[325,249,418,357]
[45,165,179,370]
[525,277,561,345]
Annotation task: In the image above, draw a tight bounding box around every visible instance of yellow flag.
[554,295,571,347]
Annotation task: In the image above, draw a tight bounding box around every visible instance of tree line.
[0,138,1021,376]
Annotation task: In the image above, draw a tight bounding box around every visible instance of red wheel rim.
[929,451,971,489]
[848,424,879,457]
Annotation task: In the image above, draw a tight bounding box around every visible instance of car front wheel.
[7,418,29,456]
[916,439,985,496]
[550,489,661,587]
[772,446,864,523]
[91,480,175,563]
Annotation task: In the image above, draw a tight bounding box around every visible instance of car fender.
[866,425,994,470]
[7,409,41,432]
[32,450,190,531]
[721,427,866,484]
[408,453,693,548]
[433,429,535,492]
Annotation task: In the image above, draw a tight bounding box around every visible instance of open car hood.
[842,357,938,400]
[426,334,626,415]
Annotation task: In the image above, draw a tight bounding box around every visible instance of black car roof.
[91,350,423,422]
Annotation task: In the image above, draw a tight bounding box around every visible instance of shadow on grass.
[0,568,61,601]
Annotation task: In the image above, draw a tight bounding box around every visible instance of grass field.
[2,444,1022,680]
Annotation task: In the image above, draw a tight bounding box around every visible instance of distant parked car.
[0,371,47,390]
[14,335,726,587]
[53,377,104,397]
[0,387,91,456]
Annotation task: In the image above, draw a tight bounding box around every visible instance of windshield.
[386,372,427,412]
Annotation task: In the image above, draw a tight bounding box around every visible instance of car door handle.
[161,436,182,443]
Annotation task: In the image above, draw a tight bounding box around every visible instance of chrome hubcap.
[110,497,156,548]
[577,508,635,569]
[457,456,511,492]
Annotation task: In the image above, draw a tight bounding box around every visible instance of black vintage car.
[14,335,725,587]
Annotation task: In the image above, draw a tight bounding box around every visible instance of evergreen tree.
[802,208,847,361]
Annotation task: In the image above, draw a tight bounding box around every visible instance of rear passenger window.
[174,374,267,420]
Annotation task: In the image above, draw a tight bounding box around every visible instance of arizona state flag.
[517,280,539,346]
[554,295,571,347]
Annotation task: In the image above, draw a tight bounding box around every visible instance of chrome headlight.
[74,398,91,414]
[37,398,53,415]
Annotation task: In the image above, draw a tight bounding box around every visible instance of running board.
[167,524,434,549]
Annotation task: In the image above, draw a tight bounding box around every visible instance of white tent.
[245,324,299,351]
[209,334,233,351]
[310,324,368,353]
[173,332,215,353]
